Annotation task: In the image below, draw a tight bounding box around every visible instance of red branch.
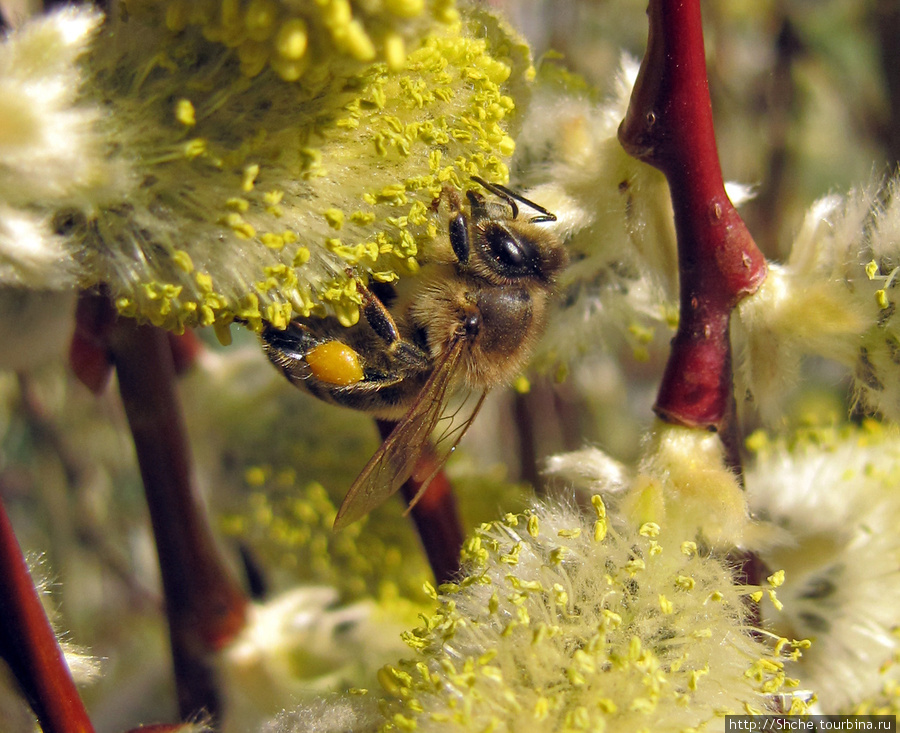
[377,421,463,584]
[618,0,767,432]
[0,499,96,733]
[108,319,248,722]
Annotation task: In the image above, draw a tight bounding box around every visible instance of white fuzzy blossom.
[735,177,900,424]
[376,498,805,733]
[259,696,381,733]
[513,58,757,369]
[548,420,900,715]
[512,57,680,366]
[546,422,756,550]
[746,425,900,713]
[0,6,109,288]
[0,2,533,337]
[219,587,409,733]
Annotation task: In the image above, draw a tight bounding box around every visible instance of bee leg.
[434,186,470,265]
[358,280,401,345]
[357,278,430,371]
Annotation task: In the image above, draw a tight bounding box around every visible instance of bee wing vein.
[333,337,468,529]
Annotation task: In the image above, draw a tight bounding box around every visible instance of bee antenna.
[470,176,557,223]
[471,175,517,219]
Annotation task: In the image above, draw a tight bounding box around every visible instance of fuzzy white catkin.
[746,426,900,712]
[1,3,530,335]
[218,587,409,733]
[376,497,804,732]
[514,56,680,366]
[261,697,381,733]
[0,6,109,289]
[735,177,900,424]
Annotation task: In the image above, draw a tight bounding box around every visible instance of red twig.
[69,291,116,395]
[108,319,248,722]
[619,0,767,435]
[377,421,463,584]
[0,499,96,733]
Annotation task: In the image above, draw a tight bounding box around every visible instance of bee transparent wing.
[400,389,488,516]
[333,336,477,530]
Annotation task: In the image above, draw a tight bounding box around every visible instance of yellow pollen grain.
[271,55,307,82]
[238,39,270,77]
[512,375,530,393]
[385,0,425,17]
[659,594,674,614]
[226,197,250,212]
[261,232,285,249]
[343,20,376,61]
[184,138,207,159]
[242,164,260,192]
[275,17,308,60]
[175,98,196,126]
[245,0,279,42]
[325,208,345,230]
[384,33,406,71]
[323,0,352,30]
[195,271,213,293]
[293,247,311,267]
[224,212,256,239]
[172,250,194,273]
[498,134,515,156]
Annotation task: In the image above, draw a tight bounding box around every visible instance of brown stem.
[377,420,463,584]
[512,391,540,490]
[875,0,900,166]
[619,0,767,432]
[0,499,96,733]
[108,319,248,723]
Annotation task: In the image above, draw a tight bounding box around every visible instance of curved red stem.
[619,0,767,432]
[0,500,95,733]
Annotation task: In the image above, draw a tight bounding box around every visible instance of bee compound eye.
[487,227,524,267]
[305,341,364,386]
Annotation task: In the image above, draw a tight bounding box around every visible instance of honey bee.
[261,177,567,529]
